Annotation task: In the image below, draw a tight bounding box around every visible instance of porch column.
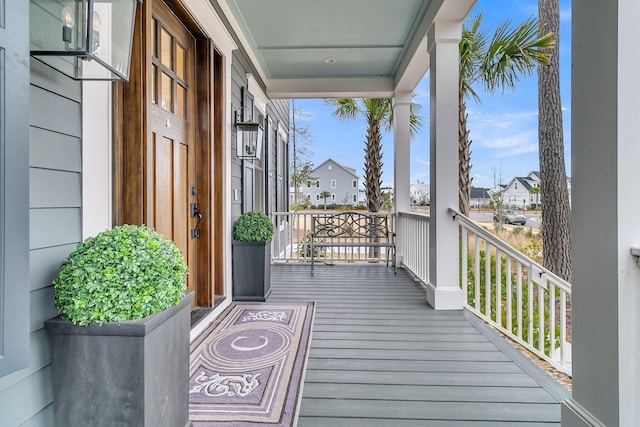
[393,92,411,214]
[393,91,412,266]
[562,0,640,425]
[426,20,464,310]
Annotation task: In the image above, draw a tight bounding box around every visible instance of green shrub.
[53,224,188,326]
[233,211,275,241]
[298,231,324,259]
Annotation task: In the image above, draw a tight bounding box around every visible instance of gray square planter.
[232,239,272,302]
[44,292,194,427]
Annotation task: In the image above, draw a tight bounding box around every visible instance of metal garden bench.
[310,211,396,275]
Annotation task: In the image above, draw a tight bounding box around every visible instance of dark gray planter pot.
[44,292,194,427]
[232,239,272,302]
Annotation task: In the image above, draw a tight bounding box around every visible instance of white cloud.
[465,107,542,158]
[560,7,571,22]
[414,158,430,166]
[411,171,430,182]
[479,130,535,149]
[471,110,538,130]
[500,143,539,157]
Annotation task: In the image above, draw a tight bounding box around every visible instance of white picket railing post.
[448,207,572,376]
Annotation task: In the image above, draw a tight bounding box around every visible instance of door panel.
[115,0,219,308]
[150,1,197,302]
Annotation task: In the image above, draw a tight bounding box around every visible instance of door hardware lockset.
[190,203,203,238]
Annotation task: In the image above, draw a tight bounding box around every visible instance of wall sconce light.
[235,95,264,160]
[30,0,142,81]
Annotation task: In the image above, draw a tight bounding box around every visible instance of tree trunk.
[365,117,383,212]
[538,0,571,281]
[459,94,472,216]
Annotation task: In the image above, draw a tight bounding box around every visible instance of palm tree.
[326,98,423,212]
[459,14,554,215]
[530,186,540,209]
[319,191,331,209]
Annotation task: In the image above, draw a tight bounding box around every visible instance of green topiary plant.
[233,211,275,242]
[53,224,188,326]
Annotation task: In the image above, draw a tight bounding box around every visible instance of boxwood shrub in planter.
[45,224,193,427]
[232,211,275,302]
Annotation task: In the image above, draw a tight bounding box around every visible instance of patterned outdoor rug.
[189,303,315,426]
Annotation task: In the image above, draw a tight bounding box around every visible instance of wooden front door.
[115,0,220,309]
[150,1,197,300]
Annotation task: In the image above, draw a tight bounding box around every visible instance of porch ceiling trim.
[216,0,476,98]
[185,0,237,55]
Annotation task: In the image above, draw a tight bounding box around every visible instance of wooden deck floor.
[269,264,570,426]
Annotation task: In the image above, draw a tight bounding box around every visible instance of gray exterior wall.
[230,50,289,222]
[0,59,82,426]
[302,159,359,206]
[266,99,290,217]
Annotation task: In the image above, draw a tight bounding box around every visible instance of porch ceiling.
[217,0,475,98]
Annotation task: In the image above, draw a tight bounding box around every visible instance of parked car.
[494,209,527,225]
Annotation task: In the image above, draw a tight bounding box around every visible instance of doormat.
[189,303,315,426]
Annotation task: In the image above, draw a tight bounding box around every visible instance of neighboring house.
[300,159,360,206]
[358,188,367,205]
[470,187,491,208]
[410,183,430,205]
[500,171,571,209]
[502,176,538,208]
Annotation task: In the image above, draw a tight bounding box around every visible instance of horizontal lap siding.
[269,264,566,426]
[230,49,289,219]
[0,59,82,426]
[230,52,247,219]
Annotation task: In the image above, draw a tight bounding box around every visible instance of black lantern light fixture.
[30,0,142,81]
[235,88,264,160]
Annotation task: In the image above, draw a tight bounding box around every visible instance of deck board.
[269,264,570,426]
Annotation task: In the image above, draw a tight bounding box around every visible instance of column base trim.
[562,398,607,427]
[426,282,464,310]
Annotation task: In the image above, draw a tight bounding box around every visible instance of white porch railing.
[271,211,395,264]
[272,209,572,376]
[397,211,430,284]
[449,208,572,376]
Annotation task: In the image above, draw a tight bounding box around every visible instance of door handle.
[190,203,203,238]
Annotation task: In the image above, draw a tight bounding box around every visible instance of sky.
[292,0,572,189]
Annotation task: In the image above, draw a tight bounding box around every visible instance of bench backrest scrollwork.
[311,212,392,241]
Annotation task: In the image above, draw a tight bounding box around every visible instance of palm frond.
[324,98,361,121]
[481,16,555,94]
[460,13,489,100]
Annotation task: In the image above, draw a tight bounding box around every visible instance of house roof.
[312,158,359,179]
[217,0,475,98]
[411,183,430,192]
[512,177,534,191]
[470,187,490,199]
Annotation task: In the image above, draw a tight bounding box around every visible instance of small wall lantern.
[30,0,142,81]
[235,88,263,160]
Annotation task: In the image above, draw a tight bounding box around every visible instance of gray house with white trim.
[301,159,360,206]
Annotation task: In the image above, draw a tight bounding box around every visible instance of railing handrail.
[448,207,571,293]
[398,211,430,221]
